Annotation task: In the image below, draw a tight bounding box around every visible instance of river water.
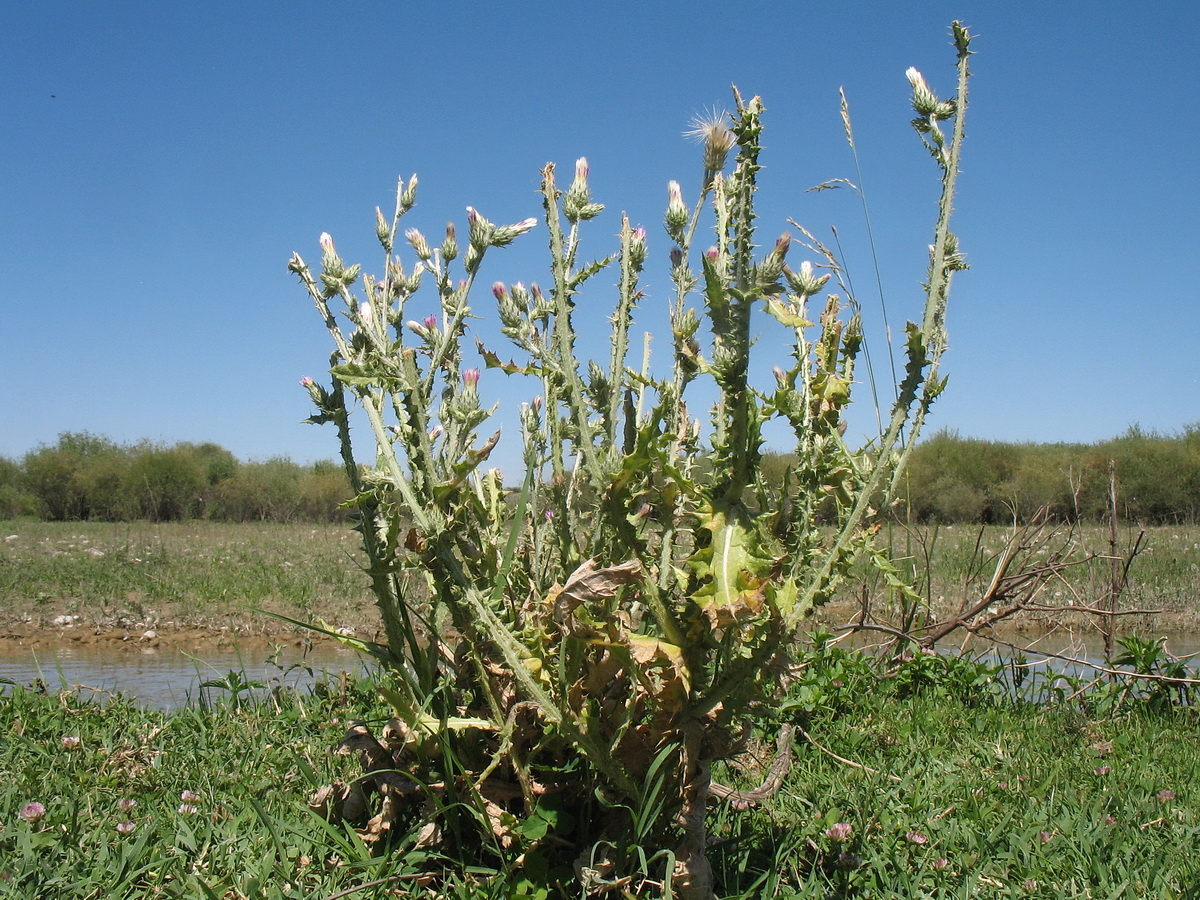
[2,632,1197,711]
[0,641,369,710]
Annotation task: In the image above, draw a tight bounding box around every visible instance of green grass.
[833,522,1200,630]
[3,521,1197,637]
[3,660,1199,899]
[0,521,381,632]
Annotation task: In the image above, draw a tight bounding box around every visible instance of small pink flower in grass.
[61,736,81,750]
[178,803,199,816]
[932,857,949,871]
[906,830,928,845]
[1039,830,1054,844]
[1022,879,1037,892]
[1157,789,1176,802]
[1094,766,1111,776]
[180,790,200,804]
[20,802,46,824]
[116,821,136,836]
[1103,814,1117,826]
[825,823,852,842]
[118,798,137,813]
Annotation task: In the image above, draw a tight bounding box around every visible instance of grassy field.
[2,661,1198,898]
[2,519,1195,642]
[0,521,381,638]
[3,520,1200,897]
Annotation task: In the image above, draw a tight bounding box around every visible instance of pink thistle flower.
[461,369,480,388]
[319,232,335,253]
[20,802,45,823]
[492,281,508,300]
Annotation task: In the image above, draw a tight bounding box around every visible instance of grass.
[2,520,1197,638]
[3,659,1199,898]
[824,521,1200,636]
[0,520,380,635]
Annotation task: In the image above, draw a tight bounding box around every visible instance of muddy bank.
[0,613,380,655]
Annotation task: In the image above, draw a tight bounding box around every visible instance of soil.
[0,612,370,655]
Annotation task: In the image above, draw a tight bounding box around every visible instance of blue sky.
[3,2,1197,477]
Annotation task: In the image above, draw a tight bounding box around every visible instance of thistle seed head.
[685,107,736,175]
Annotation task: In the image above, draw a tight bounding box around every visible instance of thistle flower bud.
[627,222,648,268]
[704,246,719,261]
[465,206,491,248]
[664,181,689,234]
[491,217,538,247]
[429,424,444,441]
[511,281,530,312]
[785,260,831,297]
[405,228,432,261]
[406,320,429,338]
[424,314,438,331]
[462,368,480,389]
[906,67,940,117]
[758,232,791,286]
[563,156,603,221]
[441,222,458,260]
[406,262,424,294]
[400,174,418,210]
[492,281,508,301]
[375,207,391,251]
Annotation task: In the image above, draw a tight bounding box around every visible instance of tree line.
[4,426,1199,524]
[768,424,1200,525]
[0,432,352,522]
[898,425,1200,523]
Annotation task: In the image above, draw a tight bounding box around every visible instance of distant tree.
[124,444,208,521]
[21,432,128,520]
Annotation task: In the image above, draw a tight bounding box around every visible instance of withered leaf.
[550,558,642,622]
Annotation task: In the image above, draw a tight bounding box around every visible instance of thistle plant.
[288,23,973,898]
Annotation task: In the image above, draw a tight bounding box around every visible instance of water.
[0,641,369,710]
[4,631,1196,711]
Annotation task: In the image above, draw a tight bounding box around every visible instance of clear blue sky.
[4,2,1197,477]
